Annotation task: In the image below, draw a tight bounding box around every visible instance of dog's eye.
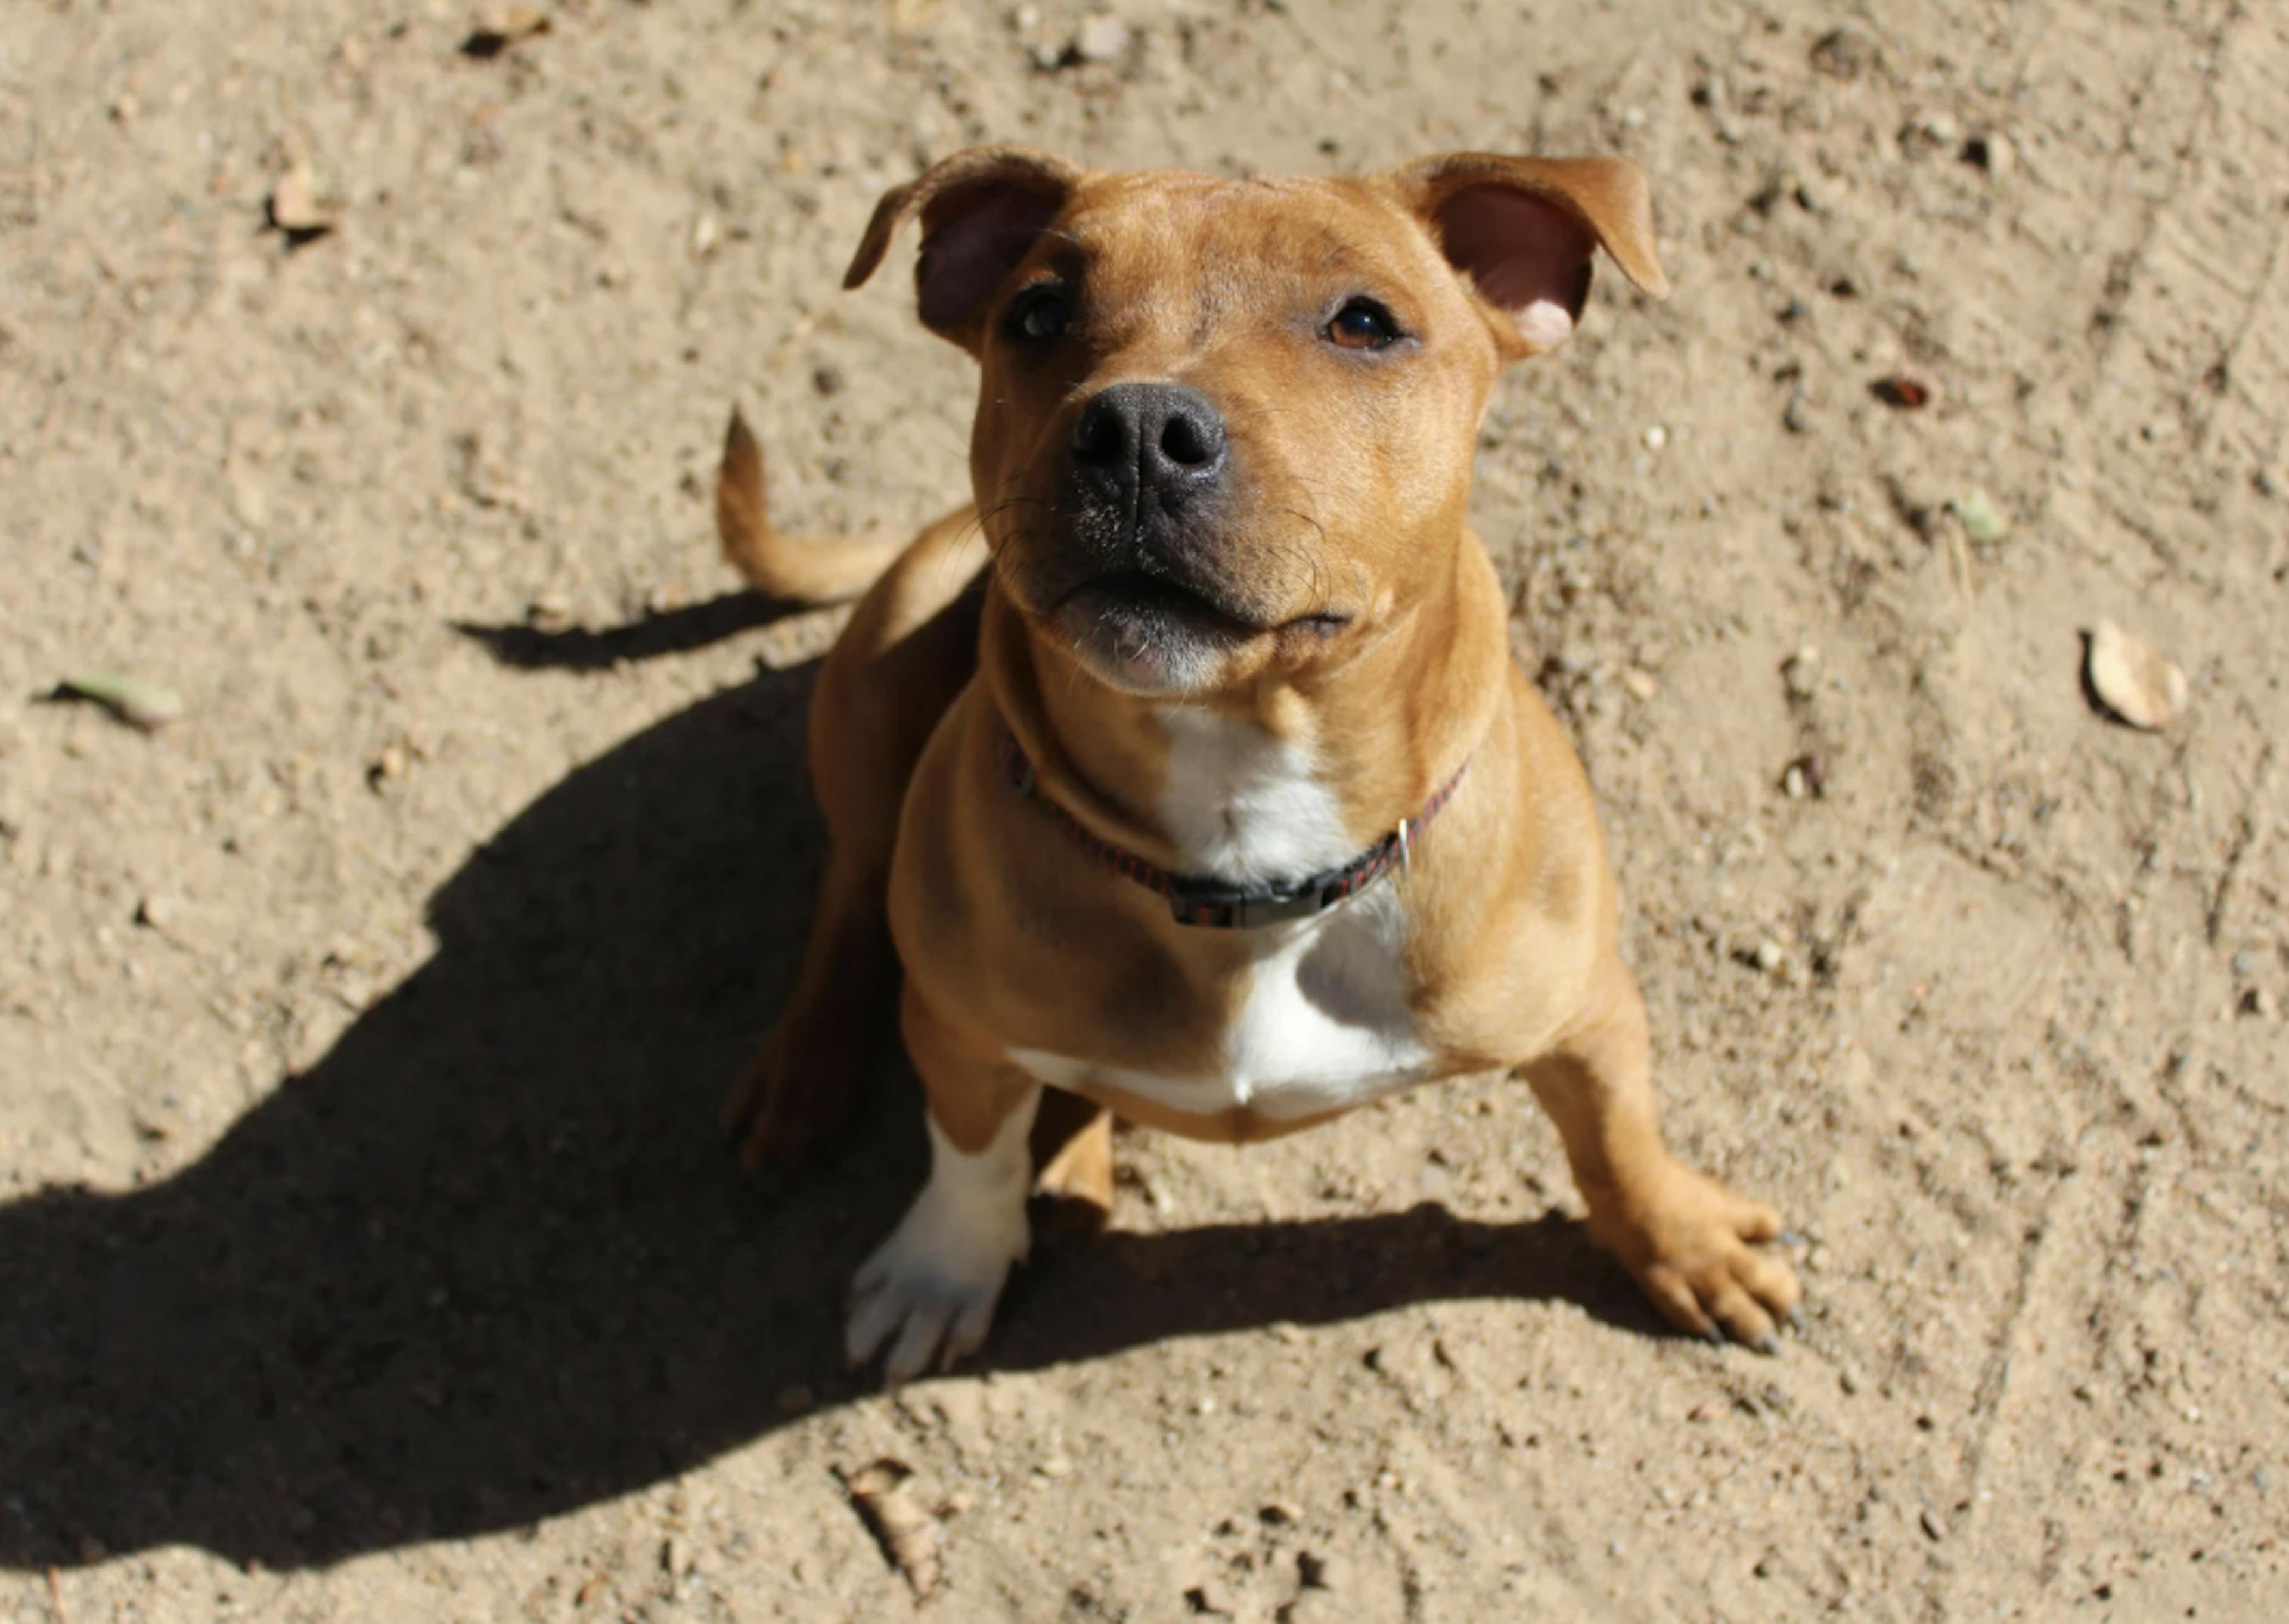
[1327,297,1400,350]
[1008,288,1071,344]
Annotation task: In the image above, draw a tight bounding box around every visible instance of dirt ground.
[4,0,2285,1619]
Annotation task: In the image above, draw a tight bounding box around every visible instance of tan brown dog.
[720,147,1800,1383]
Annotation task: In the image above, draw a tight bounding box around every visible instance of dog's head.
[846,147,1667,697]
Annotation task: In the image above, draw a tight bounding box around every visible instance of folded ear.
[843,146,1084,349]
[1389,153,1669,356]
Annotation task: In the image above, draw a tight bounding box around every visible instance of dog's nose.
[1070,382,1229,502]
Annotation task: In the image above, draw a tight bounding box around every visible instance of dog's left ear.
[843,146,1083,351]
[1391,153,1669,356]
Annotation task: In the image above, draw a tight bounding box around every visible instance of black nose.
[1069,382,1229,505]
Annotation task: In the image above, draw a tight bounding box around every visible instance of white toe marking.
[846,1091,1040,1381]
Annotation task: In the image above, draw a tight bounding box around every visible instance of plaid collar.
[1003,731,1469,929]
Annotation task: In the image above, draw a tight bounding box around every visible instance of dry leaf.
[267,163,338,238]
[840,1457,942,1600]
[464,7,550,57]
[60,671,184,731]
[1952,488,2009,545]
[2085,620,2188,729]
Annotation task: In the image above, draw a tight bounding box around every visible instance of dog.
[718,147,1800,1383]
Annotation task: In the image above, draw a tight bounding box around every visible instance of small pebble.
[1643,424,1668,452]
[1072,15,1130,61]
[1962,131,2013,175]
[1921,1508,1946,1542]
[1753,939,1785,974]
[1838,1365,1862,1396]
[1783,389,1810,433]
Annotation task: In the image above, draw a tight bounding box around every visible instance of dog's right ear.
[843,147,1083,351]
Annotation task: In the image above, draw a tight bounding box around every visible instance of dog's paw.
[722,1017,861,1169]
[1587,1159,1801,1351]
[846,1185,1030,1384]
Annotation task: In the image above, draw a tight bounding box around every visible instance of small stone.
[1809,24,1875,81]
[1621,667,1659,701]
[1783,389,1810,433]
[1037,1455,1073,1479]
[227,461,270,528]
[133,895,172,930]
[1643,424,1668,451]
[2242,987,2279,1020]
[369,744,408,785]
[1962,131,2013,175]
[690,212,719,259]
[1782,762,1809,800]
[1919,1507,1946,1542]
[1781,647,1821,699]
[662,1534,689,1575]
[1072,15,1130,62]
[526,592,574,632]
[1838,1365,1862,1396]
[267,161,339,238]
[1259,1501,1301,1527]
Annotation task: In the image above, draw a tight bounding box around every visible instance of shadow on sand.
[0,637,1643,1572]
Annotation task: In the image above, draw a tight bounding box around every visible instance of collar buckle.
[1165,874,1335,930]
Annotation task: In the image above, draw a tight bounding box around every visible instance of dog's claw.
[1785,1304,1807,1334]
[1755,1332,1781,1357]
[1702,1322,1726,1345]
[1777,1229,1809,1249]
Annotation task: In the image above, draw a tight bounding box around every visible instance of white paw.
[845,1193,1028,1383]
[845,1100,1038,1383]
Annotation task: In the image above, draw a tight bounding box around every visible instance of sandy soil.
[4,1,2285,1620]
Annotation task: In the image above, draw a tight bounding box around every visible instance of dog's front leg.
[845,988,1040,1383]
[1523,951,1801,1350]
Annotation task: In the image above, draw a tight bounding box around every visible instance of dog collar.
[1003,731,1469,929]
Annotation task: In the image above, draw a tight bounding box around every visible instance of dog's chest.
[1012,710,1437,1120]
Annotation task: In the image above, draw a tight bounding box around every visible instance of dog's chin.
[1049,572,1253,695]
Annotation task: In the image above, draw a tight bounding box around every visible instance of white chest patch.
[1012,709,1438,1121]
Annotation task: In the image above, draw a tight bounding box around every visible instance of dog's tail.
[715,408,910,603]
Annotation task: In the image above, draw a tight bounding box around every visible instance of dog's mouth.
[1058,570,1258,638]
[1044,567,1352,691]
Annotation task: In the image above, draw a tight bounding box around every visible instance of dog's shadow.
[0,644,1642,1573]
